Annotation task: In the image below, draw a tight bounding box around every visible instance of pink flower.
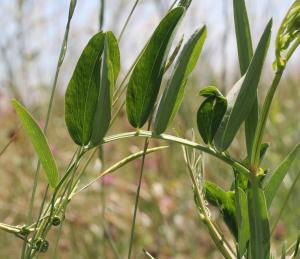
[102,175,115,185]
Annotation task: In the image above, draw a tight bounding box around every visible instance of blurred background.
[0,0,299,258]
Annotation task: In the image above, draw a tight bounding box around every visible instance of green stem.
[186,157,235,258]
[99,0,105,30]
[118,0,140,42]
[250,69,284,171]
[128,117,153,259]
[0,223,22,235]
[26,0,77,226]
[127,138,150,259]
[74,146,168,195]
[102,130,250,177]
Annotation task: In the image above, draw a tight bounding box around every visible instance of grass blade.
[12,99,59,189]
[263,143,300,208]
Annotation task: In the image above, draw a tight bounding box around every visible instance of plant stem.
[128,119,152,259]
[118,0,140,42]
[75,146,168,195]
[250,69,284,172]
[102,130,251,177]
[0,223,22,235]
[26,0,77,226]
[99,0,105,30]
[184,152,235,258]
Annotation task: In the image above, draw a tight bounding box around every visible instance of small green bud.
[35,238,49,253]
[52,216,61,226]
[20,225,30,236]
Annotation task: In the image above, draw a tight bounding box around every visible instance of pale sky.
[0,0,297,103]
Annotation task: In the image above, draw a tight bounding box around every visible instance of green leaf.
[197,98,214,144]
[214,20,272,151]
[263,143,300,208]
[233,0,253,75]
[233,0,258,157]
[204,181,238,238]
[197,87,227,145]
[12,99,59,189]
[211,97,227,142]
[154,26,207,134]
[65,32,105,145]
[90,32,119,146]
[248,177,270,259]
[126,7,185,128]
[235,187,249,256]
[106,32,120,84]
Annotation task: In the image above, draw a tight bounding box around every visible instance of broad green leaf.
[248,177,270,259]
[235,187,249,256]
[126,7,185,128]
[12,99,59,189]
[106,32,120,84]
[154,26,207,134]
[204,181,237,238]
[197,98,214,144]
[65,32,105,145]
[214,20,272,151]
[197,87,227,144]
[263,143,300,208]
[90,32,119,146]
[233,0,258,157]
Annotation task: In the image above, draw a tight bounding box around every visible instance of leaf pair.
[197,86,227,145]
[214,19,272,151]
[154,26,207,134]
[126,7,185,129]
[65,31,120,146]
